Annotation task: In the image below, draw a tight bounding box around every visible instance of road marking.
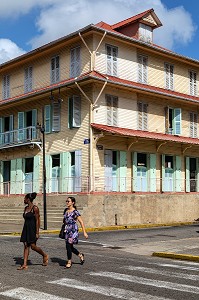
[154,262,199,271]
[89,271,199,294]
[0,287,70,300]
[49,278,171,300]
[126,266,199,281]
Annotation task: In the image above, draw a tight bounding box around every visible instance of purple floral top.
[64,209,81,244]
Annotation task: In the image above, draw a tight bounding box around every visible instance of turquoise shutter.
[45,154,51,193]
[174,108,181,135]
[60,152,70,192]
[33,155,40,192]
[119,151,127,192]
[75,150,82,192]
[45,105,51,133]
[16,158,24,194]
[32,109,37,139]
[18,112,25,141]
[0,117,3,145]
[10,159,17,194]
[149,153,156,192]
[185,157,190,192]
[105,149,112,191]
[9,115,14,143]
[162,154,165,192]
[175,156,181,192]
[132,152,138,192]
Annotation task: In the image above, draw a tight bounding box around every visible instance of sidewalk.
[1,221,199,263]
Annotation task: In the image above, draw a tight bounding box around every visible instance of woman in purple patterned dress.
[63,196,88,268]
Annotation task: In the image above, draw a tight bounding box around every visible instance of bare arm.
[77,216,88,239]
[34,206,40,238]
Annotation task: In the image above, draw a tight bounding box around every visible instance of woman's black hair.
[68,196,77,209]
[25,192,37,203]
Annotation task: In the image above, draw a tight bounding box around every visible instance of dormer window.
[139,23,152,43]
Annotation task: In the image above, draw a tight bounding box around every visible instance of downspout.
[77,31,107,192]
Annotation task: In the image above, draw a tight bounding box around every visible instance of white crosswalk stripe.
[48,278,171,300]
[89,271,199,294]
[126,265,199,281]
[0,287,70,300]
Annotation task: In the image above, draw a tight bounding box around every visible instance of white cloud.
[0,39,26,64]
[0,0,196,62]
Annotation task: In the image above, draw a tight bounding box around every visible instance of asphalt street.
[1,225,199,299]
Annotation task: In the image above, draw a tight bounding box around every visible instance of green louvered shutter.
[149,153,156,192]
[75,150,82,192]
[0,160,3,194]
[18,112,25,141]
[45,105,51,133]
[185,157,190,192]
[9,115,14,143]
[162,154,165,192]
[60,152,70,192]
[132,152,138,192]
[45,154,51,193]
[174,108,181,135]
[33,156,40,192]
[10,159,17,194]
[16,158,24,194]
[175,156,181,192]
[119,151,127,192]
[32,109,37,139]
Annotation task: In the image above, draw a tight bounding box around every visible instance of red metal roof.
[111,9,161,30]
[91,123,199,145]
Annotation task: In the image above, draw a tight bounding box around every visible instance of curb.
[0,221,195,236]
[152,251,199,262]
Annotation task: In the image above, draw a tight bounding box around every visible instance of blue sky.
[0,0,199,64]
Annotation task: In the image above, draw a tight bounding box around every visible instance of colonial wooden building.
[1,8,199,199]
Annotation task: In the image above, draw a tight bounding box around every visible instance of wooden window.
[165,63,174,90]
[2,75,10,99]
[189,70,197,96]
[138,55,148,83]
[106,44,118,76]
[137,102,148,130]
[51,56,60,84]
[190,112,198,138]
[70,46,80,78]
[165,107,181,135]
[24,66,33,93]
[106,95,118,126]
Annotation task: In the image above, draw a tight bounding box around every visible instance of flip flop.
[42,254,49,266]
[17,265,28,270]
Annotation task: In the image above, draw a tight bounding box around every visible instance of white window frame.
[137,102,148,130]
[106,94,118,126]
[137,55,148,84]
[24,66,33,93]
[2,75,10,100]
[189,70,197,96]
[190,111,198,138]
[106,44,118,76]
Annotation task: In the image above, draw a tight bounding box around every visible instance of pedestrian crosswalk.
[1,260,199,299]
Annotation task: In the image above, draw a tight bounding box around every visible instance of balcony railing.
[0,126,41,149]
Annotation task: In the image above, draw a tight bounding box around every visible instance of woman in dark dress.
[63,196,88,268]
[17,192,48,270]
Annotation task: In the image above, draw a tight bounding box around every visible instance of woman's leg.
[17,243,29,270]
[30,243,48,265]
[65,242,72,268]
[71,245,85,264]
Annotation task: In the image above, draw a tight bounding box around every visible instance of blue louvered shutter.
[105,149,112,191]
[10,159,17,194]
[32,109,37,139]
[174,108,181,135]
[9,115,14,143]
[45,105,51,133]
[119,151,127,192]
[149,153,156,192]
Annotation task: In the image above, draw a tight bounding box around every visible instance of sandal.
[79,253,85,265]
[17,265,28,270]
[65,261,72,268]
[42,254,49,266]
